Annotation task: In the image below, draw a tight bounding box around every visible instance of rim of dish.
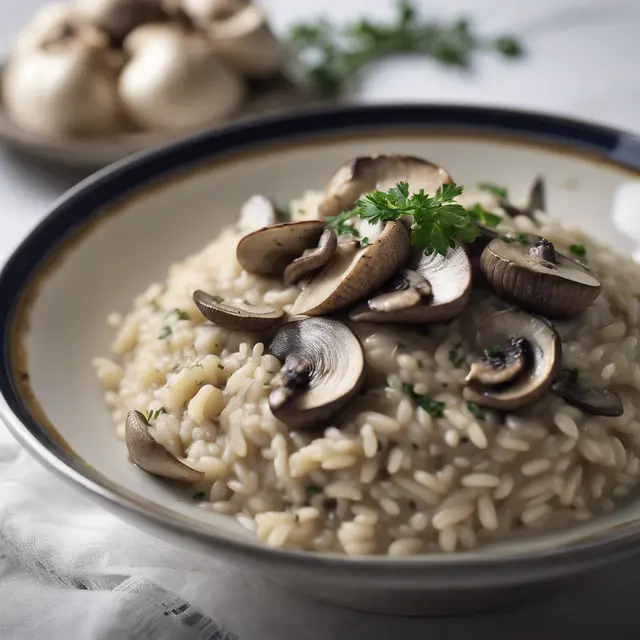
[3,103,640,575]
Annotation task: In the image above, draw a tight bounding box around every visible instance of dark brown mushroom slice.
[481,238,601,318]
[289,221,411,317]
[236,221,325,276]
[552,370,623,417]
[501,176,547,220]
[193,290,284,331]
[318,155,453,220]
[125,410,204,483]
[283,228,337,286]
[466,337,528,387]
[463,308,561,410]
[238,194,278,233]
[349,244,471,324]
[267,318,365,430]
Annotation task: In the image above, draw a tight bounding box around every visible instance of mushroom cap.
[75,0,166,42]
[236,221,325,276]
[480,238,601,318]
[318,155,453,220]
[552,370,623,417]
[125,410,204,483]
[267,318,365,430]
[119,24,246,131]
[238,194,278,233]
[193,290,284,331]
[208,4,284,77]
[171,0,250,25]
[463,308,561,410]
[290,220,411,317]
[283,228,337,286]
[349,244,471,324]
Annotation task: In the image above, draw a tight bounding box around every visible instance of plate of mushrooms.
[0,0,320,167]
[3,105,640,616]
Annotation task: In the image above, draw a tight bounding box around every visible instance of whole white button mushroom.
[118,23,245,132]
[3,23,126,137]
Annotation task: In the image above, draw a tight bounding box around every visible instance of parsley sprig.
[327,181,492,256]
[289,0,524,96]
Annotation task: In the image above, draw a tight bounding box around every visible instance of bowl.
[3,104,640,616]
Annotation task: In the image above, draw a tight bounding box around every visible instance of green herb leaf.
[174,309,190,321]
[211,295,225,304]
[448,346,464,368]
[158,326,172,340]
[145,407,167,423]
[325,208,360,237]
[486,345,502,357]
[289,1,525,96]
[192,491,206,501]
[466,402,486,421]
[403,383,445,418]
[360,237,371,247]
[466,203,503,228]
[307,484,322,497]
[478,182,509,199]
[570,244,587,259]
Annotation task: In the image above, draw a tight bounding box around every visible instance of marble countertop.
[1,0,640,637]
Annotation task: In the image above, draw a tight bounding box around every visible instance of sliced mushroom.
[501,176,547,220]
[193,290,283,331]
[481,238,601,318]
[318,155,453,220]
[368,287,422,312]
[238,194,278,233]
[552,370,623,417]
[349,244,471,324]
[463,308,561,410]
[289,221,411,317]
[267,318,364,429]
[125,410,204,483]
[283,228,337,286]
[236,221,325,277]
[466,337,528,387]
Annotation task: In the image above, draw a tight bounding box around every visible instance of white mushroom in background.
[3,23,125,136]
[118,23,246,131]
[207,4,285,77]
[13,2,82,54]
[74,0,166,43]
[164,0,250,24]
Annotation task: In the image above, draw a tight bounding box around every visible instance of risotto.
[94,155,640,556]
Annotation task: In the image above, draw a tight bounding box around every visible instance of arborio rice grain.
[94,190,640,556]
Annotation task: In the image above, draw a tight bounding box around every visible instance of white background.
[2,0,640,638]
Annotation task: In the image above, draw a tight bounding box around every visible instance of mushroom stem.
[529,239,557,265]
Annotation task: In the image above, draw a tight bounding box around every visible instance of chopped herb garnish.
[568,368,580,384]
[325,208,360,237]
[145,407,166,422]
[307,484,322,497]
[501,235,516,243]
[467,203,503,229]
[192,491,206,500]
[174,308,190,321]
[403,382,445,418]
[327,181,481,256]
[158,326,172,340]
[408,499,417,510]
[295,514,300,523]
[486,345,502,357]
[515,232,531,245]
[149,299,161,310]
[289,0,524,96]
[212,295,225,304]
[360,237,371,247]
[448,345,464,367]
[277,204,292,221]
[466,402,486,421]
[570,244,587,259]
[478,182,509,199]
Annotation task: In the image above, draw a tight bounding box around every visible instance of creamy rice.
[94,189,640,556]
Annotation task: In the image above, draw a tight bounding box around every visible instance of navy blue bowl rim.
[3,103,640,575]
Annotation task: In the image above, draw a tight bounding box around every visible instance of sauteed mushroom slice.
[552,370,623,417]
[267,318,365,430]
[501,176,547,220]
[193,290,283,331]
[237,221,325,276]
[349,244,471,324]
[318,155,453,220]
[463,308,561,410]
[283,228,337,286]
[481,238,601,318]
[125,410,204,483]
[290,221,411,316]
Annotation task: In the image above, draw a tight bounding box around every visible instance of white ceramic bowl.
[3,105,640,615]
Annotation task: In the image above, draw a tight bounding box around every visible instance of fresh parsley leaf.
[448,347,464,368]
[467,203,503,228]
[486,345,502,357]
[570,244,587,259]
[307,484,322,497]
[466,402,486,421]
[403,383,445,418]
[158,326,172,340]
[325,208,360,237]
[360,237,371,247]
[145,407,167,423]
[478,182,509,199]
[289,1,525,96]
[174,309,189,321]
[192,491,206,500]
